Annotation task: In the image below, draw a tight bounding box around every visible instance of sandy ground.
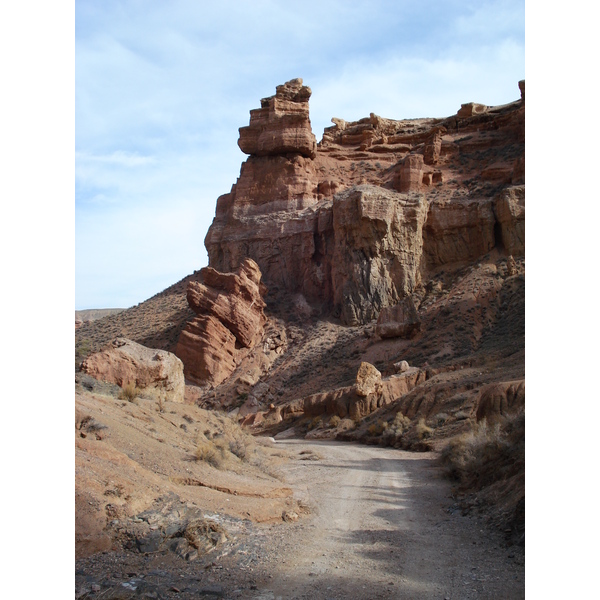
[236,439,524,600]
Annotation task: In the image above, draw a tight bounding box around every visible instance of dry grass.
[118,382,141,402]
[195,441,225,469]
[415,418,433,440]
[439,411,525,544]
[440,412,525,489]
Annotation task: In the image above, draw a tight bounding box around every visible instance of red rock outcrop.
[300,367,426,420]
[80,338,185,402]
[238,78,317,159]
[205,79,525,325]
[175,259,267,386]
[423,198,496,267]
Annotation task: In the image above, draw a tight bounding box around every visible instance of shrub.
[392,412,411,433]
[368,420,387,436]
[329,415,341,428]
[118,382,140,402]
[308,416,323,431]
[229,436,249,461]
[440,413,524,488]
[416,418,433,440]
[195,441,224,469]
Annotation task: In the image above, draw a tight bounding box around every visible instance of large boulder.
[80,338,185,403]
[354,362,382,397]
[376,297,421,339]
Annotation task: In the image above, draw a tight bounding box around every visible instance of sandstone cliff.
[205,78,525,325]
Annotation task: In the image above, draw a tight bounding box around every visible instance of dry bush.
[329,415,341,428]
[308,416,323,431]
[118,382,141,402]
[440,412,524,488]
[393,412,411,432]
[416,418,433,440]
[229,436,250,461]
[195,441,224,469]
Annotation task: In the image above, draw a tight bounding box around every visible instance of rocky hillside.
[76,78,525,552]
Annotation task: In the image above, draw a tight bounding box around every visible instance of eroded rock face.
[423,198,495,267]
[332,186,428,324]
[238,78,317,159]
[473,380,525,424]
[494,185,525,256]
[175,259,267,386]
[81,338,185,403]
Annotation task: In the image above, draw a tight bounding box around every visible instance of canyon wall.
[205,78,525,325]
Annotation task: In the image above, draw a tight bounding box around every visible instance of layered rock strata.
[205,79,525,326]
[175,259,267,386]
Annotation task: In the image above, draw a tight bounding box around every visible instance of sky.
[75,0,525,309]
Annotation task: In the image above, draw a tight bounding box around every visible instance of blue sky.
[75,0,525,309]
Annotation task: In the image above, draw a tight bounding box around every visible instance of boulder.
[354,362,382,397]
[80,338,185,403]
[376,297,421,339]
[394,360,410,373]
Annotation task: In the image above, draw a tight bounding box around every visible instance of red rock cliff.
[205,79,525,324]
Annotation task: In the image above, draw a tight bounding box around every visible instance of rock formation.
[238,78,317,159]
[376,297,421,339]
[472,380,525,424]
[494,185,525,256]
[80,338,185,403]
[175,259,267,386]
[205,78,525,327]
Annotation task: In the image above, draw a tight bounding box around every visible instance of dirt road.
[75,438,524,599]
[240,439,524,600]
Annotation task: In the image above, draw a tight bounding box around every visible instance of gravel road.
[241,439,524,600]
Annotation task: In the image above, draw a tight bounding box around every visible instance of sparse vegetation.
[119,382,141,402]
[195,440,225,469]
[308,416,323,431]
[440,412,524,487]
[329,415,341,428]
[415,418,433,440]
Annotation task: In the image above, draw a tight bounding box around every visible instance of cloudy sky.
[75,0,525,309]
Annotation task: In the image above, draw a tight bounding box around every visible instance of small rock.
[282,510,299,523]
